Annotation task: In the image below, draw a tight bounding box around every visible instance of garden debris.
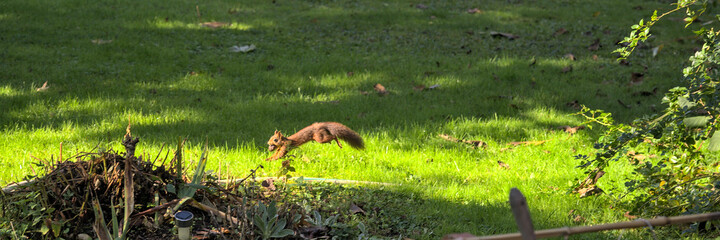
[565,53,576,61]
[413,84,440,91]
[35,81,49,92]
[201,21,228,28]
[438,134,487,149]
[374,83,388,96]
[632,87,658,97]
[229,44,256,53]
[497,161,510,169]
[467,8,483,14]
[588,38,601,51]
[507,139,550,147]
[630,72,644,85]
[553,28,568,36]
[489,31,519,40]
[91,39,113,44]
[558,125,585,135]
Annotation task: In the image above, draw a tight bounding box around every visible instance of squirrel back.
[265,122,364,161]
[323,122,364,149]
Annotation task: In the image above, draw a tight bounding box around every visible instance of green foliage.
[576,0,720,219]
[252,201,294,240]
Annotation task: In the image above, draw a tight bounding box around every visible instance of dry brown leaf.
[553,28,568,36]
[565,53,576,61]
[438,134,487,149]
[201,21,228,28]
[349,204,365,215]
[624,211,637,220]
[592,55,599,61]
[489,31,519,40]
[36,81,49,92]
[632,87,658,97]
[91,39,113,44]
[374,83,388,96]
[566,100,580,110]
[413,84,426,91]
[507,140,550,146]
[558,125,586,135]
[467,8,483,14]
[617,99,631,109]
[497,160,510,169]
[588,38,601,51]
[630,72,644,85]
[261,178,276,191]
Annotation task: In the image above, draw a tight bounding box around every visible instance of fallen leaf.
[374,83,388,96]
[566,100,580,110]
[201,21,228,28]
[558,126,586,135]
[592,55,599,61]
[624,211,637,220]
[617,99,631,109]
[588,38,601,51]
[229,44,256,53]
[438,134,487,149]
[415,3,428,9]
[561,65,573,73]
[413,85,426,91]
[632,87,658,97]
[497,161,510,169]
[630,72,644,85]
[261,179,276,191]
[36,81,49,92]
[467,8,483,14]
[553,28,568,36]
[350,204,366,215]
[507,140,550,146]
[651,44,664,57]
[91,39,113,44]
[564,53,576,61]
[489,31,519,40]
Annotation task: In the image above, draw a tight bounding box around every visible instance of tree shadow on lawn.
[351,182,620,239]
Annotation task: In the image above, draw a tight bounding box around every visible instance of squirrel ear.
[274,130,279,134]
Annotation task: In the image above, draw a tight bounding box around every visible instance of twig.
[131,198,181,218]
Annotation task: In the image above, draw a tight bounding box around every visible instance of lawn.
[0,0,703,239]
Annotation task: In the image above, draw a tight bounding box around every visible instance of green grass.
[0,0,704,238]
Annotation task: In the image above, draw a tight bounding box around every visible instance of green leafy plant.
[575,0,720,218]
[252,201,294,240]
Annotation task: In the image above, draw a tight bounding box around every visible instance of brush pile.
[0,133,264,239]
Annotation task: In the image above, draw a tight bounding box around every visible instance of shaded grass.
[0,0,703,238]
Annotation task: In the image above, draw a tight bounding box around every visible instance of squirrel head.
[267,130,284,151]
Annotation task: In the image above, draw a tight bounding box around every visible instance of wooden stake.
[509,188,535,240]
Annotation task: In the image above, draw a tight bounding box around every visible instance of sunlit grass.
[0,0,700,238]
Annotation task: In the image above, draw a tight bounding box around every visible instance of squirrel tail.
[329,124,365,150]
